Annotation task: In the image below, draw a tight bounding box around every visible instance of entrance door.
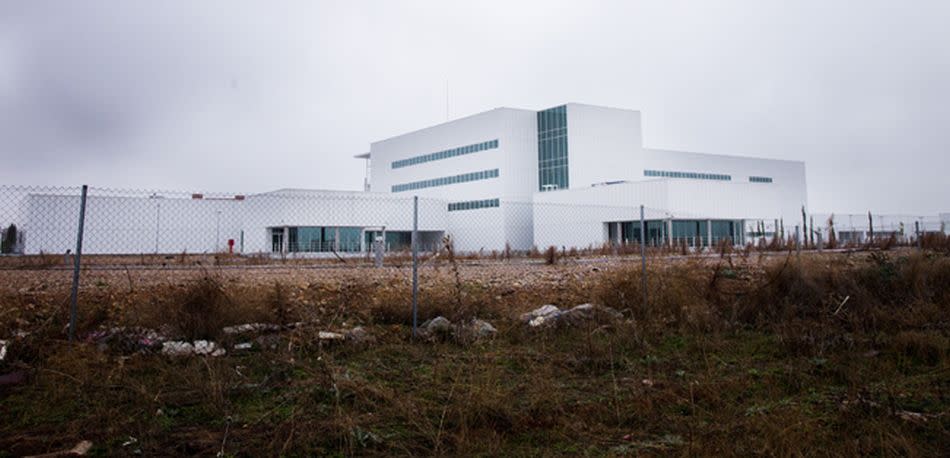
[271,229,283,253]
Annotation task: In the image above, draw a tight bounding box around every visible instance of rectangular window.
[749,176,773,183]
[643,169,731,181]
[447,198,500,212]
[391,139,500,169]
[392,169,500,192]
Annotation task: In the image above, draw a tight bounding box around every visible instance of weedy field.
[0,249,948,456]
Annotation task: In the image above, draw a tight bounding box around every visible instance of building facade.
[363,103,809,251]
[30,103,946,256]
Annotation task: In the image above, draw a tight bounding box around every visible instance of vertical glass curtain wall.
[608,219,744,247]
[538,105,569,191]
[272,226,363,253]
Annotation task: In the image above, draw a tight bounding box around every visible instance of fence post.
[640,205,647,308]
[411,196,419,339]
[68,185,88,342]
[795,225,801,257]
[916,220,921,250]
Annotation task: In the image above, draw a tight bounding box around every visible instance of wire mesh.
[1,184,947,270]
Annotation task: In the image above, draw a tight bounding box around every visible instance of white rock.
[193,340,226,356]
[162,340,224,356]
[0,339,8,361]
[233,342,253,350]
[318,331,345,340]
[424,316,453,333]
[528,314,559,327]
[222,323,282,335]
[520,305,561,323]
[470,319,497,337]
[569,303,595,313]
[161,341,194,356]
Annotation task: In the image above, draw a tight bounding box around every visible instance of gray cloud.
[0,0,948,212]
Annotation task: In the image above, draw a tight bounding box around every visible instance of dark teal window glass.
[447,198,500,212]
[392,169,499,192]
[391,139,500,169]
[538,105,569,191]
[643,169,731,181]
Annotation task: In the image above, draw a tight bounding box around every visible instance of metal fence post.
[916,220,922,250]
[411,196,419,339]
[68,185,88,342]
[640,205,647,308]
[795,225,801,257]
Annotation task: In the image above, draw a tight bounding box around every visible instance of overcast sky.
[1,0,948,213]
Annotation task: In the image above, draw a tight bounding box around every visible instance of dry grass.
[1,250,948,456]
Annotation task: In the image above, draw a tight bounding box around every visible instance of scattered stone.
[0,339,8,361]
[422,316,453,335]
[222,323,282,335]
[233,342,253,350]
[469,319,497,338]
[520,305,561,324]
[194,340,226,356]
[641,379,654,387]
[522,303,622,328]
[85,326,166,354]
[161,340,225,357]
[161,341,194,356]
[318,331,345,341]
[560,303,622,325]
[344,326,371,344]
[896,410,941,423]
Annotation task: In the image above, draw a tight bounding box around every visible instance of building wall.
[532,181,670,249]
[563,103,644,190]
[24,194,243,255]
[531,178,802,249]
[642,148,808,214]
[368,107,538,249]
[368,108,537,200]
[22,191,447,255]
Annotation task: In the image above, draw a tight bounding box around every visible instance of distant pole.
[640,205,647,307]
[916,220,922,250]
[445,79,449,121]
[215,210,221,252]
[795,225,801,257]
[411,196,419,338]
[155,203,161,254]
[68,185,88,342]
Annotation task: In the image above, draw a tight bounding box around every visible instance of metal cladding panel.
[368,108,537,201]
[564,103,644,190]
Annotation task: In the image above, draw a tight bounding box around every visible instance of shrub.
[171,275,232,340]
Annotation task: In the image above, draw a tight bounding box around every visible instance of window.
[391,169,499,192]
[391,139,500,169]
[538,105,569,191]
[644,169,731,181]
[448,198,500,212]
[749,176,773,183]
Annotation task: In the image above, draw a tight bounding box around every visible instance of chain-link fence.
[3,184,948,338]
[2,185,948,266]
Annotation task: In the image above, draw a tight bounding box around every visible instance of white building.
[364,103,808,251]
[20,189,446,255]
[36,103,947,255]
